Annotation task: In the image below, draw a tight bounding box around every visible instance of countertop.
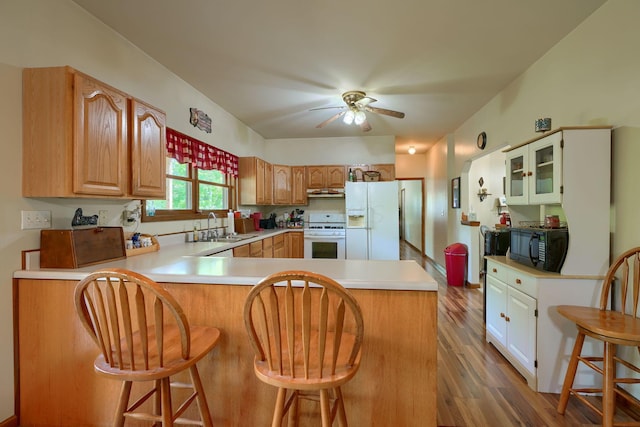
[14,228,438,291]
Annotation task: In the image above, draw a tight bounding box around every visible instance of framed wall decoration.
[451,177,461,209]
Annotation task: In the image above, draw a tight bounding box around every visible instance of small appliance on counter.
[509,223,569,273]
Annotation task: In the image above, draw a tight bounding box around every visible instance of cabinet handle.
[500,312,505,318]
[492,268,497,273]
[505,316,510,322]
[515,278,522,284]
[527,171,533,176]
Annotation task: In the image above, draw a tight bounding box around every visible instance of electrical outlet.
[98,210,108,226]
[21,210,52,230]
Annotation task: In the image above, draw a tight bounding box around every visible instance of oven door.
[303,234,346,259]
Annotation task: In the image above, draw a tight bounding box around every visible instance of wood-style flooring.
[399,240,640,427]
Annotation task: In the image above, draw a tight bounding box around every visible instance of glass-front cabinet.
[505,131,563,205]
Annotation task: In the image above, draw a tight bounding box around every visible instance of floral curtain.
[166,127,238,177]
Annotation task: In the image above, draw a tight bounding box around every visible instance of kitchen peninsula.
[14,231,438,427]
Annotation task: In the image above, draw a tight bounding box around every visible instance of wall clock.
[477,132,487,150]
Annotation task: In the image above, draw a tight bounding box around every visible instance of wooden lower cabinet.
[273,234,285,258]
[232,232,300,258]
[232,244,250,257]
[249,241,263,257]
[16,278,437,426]
[262,237,273,258]
[287,231,304,258]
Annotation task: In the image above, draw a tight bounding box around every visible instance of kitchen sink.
[197,234,257,243]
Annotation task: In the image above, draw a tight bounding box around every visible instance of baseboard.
[0,415,18,427]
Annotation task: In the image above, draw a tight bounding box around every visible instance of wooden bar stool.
[75,268,221,426]
[243,270,364,427]
[556,247,640,427]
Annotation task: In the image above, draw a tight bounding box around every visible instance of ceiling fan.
[312,91,405,132]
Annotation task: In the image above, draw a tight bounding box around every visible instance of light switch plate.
[21,210,52,230]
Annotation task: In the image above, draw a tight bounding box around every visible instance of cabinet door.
[262,237,273,258]
[505,146,528,205]
[291,166,307,205]
[326,165,346,188]
[130,99,166,198]
[371,164,395,181]
[256,158,267,204]
[273,165,291,205]
[233,244,250,257]
[287,232,304,258]
[250,241,263,257]
[486,275,508,348]
[307,166,326,189]
[506,286,537,375]
[528,133,562,204]
[263,161,273,205]
[73,73,128,196]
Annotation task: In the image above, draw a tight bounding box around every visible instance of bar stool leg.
[602,342,616,427]
[557,332,585,414]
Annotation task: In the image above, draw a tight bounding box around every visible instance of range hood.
[306,188,345,198]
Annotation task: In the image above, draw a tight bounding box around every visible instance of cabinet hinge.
[560,185,563,194]
[535,360,538,369]
[560,138,564,148]
[535,309,538,317]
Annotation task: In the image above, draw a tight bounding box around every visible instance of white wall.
[0,0,270,420]
[423,0,640,272]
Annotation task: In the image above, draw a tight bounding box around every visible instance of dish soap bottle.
[348,168,354,182]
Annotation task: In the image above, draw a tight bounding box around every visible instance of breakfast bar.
[14,238,438,426]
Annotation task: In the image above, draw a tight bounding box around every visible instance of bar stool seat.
[244,270,364,427]
[75,268,221,426]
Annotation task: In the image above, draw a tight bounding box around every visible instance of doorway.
[398,178,425,255]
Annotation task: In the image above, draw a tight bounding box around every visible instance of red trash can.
[444,243,468,287]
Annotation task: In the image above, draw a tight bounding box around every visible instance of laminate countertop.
[14,229,437,291]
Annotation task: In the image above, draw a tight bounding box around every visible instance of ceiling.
[72,0,606,154]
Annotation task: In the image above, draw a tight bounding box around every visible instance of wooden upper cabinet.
[22,66,166,199]
[291,166,307,205]
[239,157,273,205]
[263,161,273,204]
[73,73,128,196]
[130,99,166,198]
[370,164,396,181]
[307,165,345,189]
[273,164,291,205]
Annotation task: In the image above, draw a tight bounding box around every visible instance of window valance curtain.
[166,127,238,177]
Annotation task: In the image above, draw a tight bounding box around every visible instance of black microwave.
[509,227,569,272]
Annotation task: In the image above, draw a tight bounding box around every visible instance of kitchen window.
[142,157,237,222]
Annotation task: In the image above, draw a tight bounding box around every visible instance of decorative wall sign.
[189,108,212,133]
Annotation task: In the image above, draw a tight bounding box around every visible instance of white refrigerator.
[345,181,400,260]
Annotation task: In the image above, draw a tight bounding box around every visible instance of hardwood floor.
[399,240,640,427]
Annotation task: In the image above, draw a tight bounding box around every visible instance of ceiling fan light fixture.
[408,146,416,155]
[354,110,366,125]
[343,110,355,125]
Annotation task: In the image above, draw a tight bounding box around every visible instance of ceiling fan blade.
[359,119,372,132]
[309,106,345,111]
[365,106,405,119]
[355,96,377,108]
[316,111,346,128]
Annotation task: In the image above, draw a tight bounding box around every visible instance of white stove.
[303,213,346,258]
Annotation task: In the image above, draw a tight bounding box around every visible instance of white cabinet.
[505,131,562,205]
[485,257,603,393]
[485,261,537,387]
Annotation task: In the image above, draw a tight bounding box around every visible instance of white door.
[506,286,537,375]
[485,276,507,348]
[346,228,368,259]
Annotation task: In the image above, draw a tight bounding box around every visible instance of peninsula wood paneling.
[16,278,437,426]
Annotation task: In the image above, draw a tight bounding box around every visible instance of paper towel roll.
[227,210,235,234]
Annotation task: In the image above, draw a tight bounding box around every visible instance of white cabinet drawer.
[486,260,509,283]
[507,270,538,298]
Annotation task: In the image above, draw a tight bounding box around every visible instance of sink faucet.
[207,212,217,240]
